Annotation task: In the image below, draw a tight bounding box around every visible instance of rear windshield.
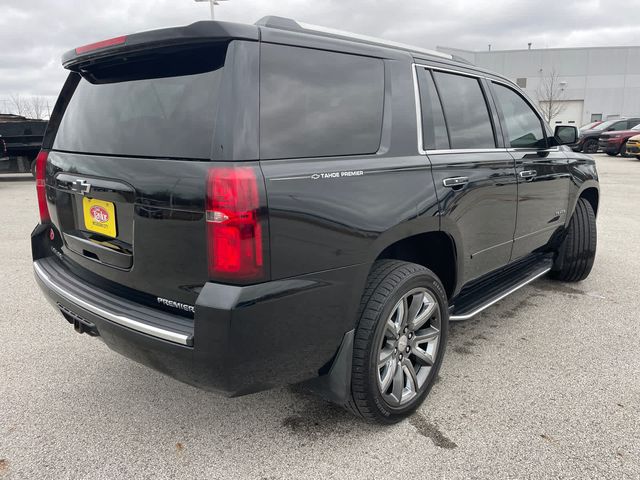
[53,45,226,159]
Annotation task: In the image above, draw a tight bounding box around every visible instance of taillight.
[206,167,267,282]
[35,151,50,222]
[75,35,127,54]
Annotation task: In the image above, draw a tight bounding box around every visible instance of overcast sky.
[2,0,640,111]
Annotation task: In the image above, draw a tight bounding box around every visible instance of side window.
[492,83,546,149]
[260,44,384,160]
[611,121,628,131]
[416,68,449,150]
[432,71,496,149]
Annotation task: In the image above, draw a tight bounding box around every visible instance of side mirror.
[554,125,578,145]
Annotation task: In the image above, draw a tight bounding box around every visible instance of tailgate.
[42,36,260,312]
[47,151,209,309]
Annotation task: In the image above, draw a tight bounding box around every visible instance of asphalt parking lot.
[1,154,639,479]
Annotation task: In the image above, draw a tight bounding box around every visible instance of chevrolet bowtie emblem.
[70,179,91,195]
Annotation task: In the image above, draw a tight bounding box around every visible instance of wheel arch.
[373,231,458,300]
[579,185,599,216]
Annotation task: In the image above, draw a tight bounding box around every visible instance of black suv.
[32,17,599,424]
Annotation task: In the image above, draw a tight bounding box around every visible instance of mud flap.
[303,329,354,406]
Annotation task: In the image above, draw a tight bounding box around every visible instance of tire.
[551,198,597,282]
[605,150,617,157]
[620,141,629,158]
[348,260,448,424]
[583,139,598,154]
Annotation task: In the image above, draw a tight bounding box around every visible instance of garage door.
[539,100,584,127]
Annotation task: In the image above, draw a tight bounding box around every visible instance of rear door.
[417,67,518,284]
[489,81,571,260]
[45,40,259,309]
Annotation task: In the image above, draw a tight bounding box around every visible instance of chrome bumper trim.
[33,261,191,346]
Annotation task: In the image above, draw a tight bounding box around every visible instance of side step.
[449,255,553,321]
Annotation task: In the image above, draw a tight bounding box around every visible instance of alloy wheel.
[377,288,441,406]
[585,141,598,153]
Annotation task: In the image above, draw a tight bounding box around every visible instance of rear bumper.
[34,258,193,345]
[32,230,368,397]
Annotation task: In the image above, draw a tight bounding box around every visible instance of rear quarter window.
[260,44,384,159]
[432,71,496,150]
[416,68,449,150]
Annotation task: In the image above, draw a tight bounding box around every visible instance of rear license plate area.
[83,197,117,238]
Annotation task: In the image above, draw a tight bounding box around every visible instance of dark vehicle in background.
[598,123,640,156]
[32,18,599,424]
[579,121,602,131]
[0,115,47,176]
[574,117,640,153]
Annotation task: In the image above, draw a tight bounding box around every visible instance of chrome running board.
[449,255,553,321]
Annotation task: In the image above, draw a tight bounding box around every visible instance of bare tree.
[28,96,47,119]
[9,93,31,117]
[536,69,567,123]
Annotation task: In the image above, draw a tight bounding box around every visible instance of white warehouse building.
[437,45,640,128]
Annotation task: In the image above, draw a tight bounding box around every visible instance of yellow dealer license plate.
[83,197,117,238]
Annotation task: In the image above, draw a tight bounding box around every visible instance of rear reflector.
[75,35,127,55]
[206,167,265,282]
[35,151,50,222]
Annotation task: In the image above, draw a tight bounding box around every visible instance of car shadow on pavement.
[75,354,384,445]
[57,282,558,446]
[52,279,567,448]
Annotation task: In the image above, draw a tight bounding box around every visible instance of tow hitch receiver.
[58,303,99,337]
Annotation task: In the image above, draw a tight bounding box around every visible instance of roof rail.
[255,16,453,60]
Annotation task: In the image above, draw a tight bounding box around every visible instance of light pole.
[194,0,229,20]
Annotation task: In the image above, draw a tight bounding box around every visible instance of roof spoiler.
[62,20,259,71]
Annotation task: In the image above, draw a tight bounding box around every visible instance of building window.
[516,78,527,88]
[591,113,603,122]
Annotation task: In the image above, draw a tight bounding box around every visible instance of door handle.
[443,176,469,188]
[519,170,537,180]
